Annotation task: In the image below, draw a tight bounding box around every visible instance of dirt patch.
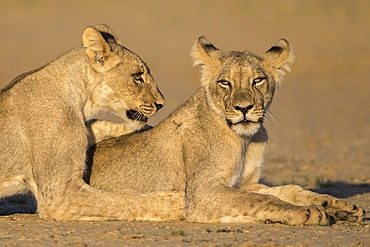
[0,0,369,246]
[0,211,369,247]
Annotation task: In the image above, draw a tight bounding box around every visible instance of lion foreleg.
[245,183,365,222]
[86,120,133,147]
[184,182,329,226]
[86,120,153,147]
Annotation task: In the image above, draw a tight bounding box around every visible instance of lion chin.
[230,121,262,137]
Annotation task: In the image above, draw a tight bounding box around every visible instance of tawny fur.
[0,25,184,221]
[87,37,365,226]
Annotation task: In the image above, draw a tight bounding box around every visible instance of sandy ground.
[0,0,369,246]
[0,213,368,247]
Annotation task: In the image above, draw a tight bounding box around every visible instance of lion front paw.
[302,206,330,226]
[320,196,365,223]
[292,206,330,226]
[266,205,329,226]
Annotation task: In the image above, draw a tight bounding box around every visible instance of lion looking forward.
[87,37,365,225]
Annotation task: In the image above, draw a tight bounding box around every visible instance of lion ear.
[82,27,121,72]
[191,36,221,67]
[191,36,222,86]
[94,24,122,45]
[262,39,294,87]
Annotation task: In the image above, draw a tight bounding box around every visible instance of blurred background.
[1,0,369,188]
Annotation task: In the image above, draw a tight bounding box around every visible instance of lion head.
[82,25,164,130]
[191,37,294,136]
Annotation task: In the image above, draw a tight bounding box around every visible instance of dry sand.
[0,0,369,246]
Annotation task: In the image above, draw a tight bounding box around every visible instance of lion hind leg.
[36,181,185,221]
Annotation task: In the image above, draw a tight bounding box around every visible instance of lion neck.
[41,46,108,120]
[1,46,99,118]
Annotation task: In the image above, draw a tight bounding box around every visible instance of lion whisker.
[264,110,276,126]
[132,111,142,121]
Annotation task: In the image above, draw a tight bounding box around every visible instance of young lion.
[0,25,184,221]
[87,37,365,225]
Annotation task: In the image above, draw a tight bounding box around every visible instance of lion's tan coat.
[88,37,364,225]
[0,25,183,221]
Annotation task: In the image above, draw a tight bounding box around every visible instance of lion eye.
[218,80,231,88]
[253,77,265,85]
[133,73,143,83]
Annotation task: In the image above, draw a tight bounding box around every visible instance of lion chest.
[228,140,248,188]
[227,138,263,188]
[200,134,247,188]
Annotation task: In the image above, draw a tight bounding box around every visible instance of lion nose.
[155,102,164,111]
[235,104,254,116]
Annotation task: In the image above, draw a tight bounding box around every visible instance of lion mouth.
[226,118,261,126]
[238,119,260,124]
[126,110,148,123]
